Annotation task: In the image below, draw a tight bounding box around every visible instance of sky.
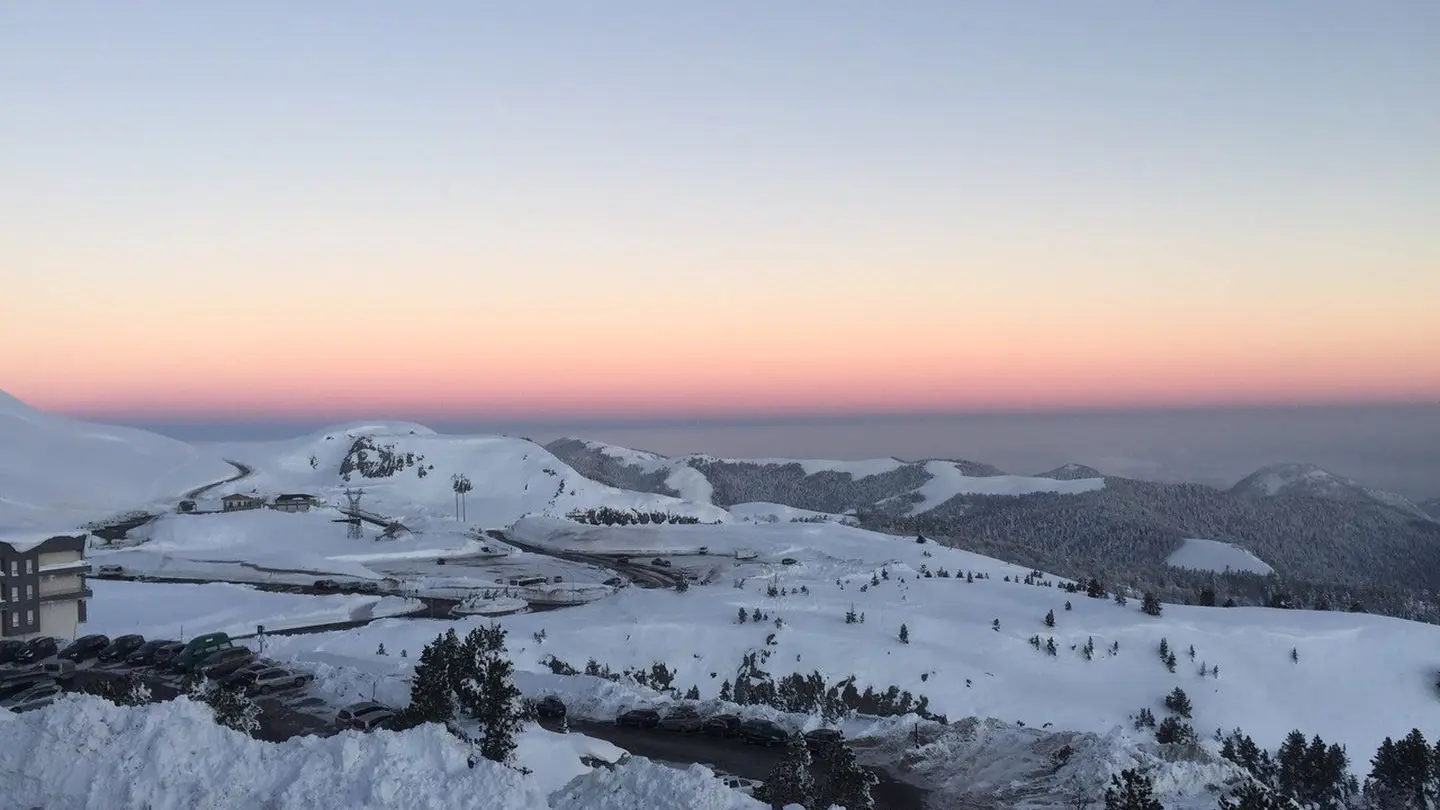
[2,1,1438,424]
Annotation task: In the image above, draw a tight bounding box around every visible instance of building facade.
[221,494,265,512]
[270,494,316,513]
[0,535,91,641]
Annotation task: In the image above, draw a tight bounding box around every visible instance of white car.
[95,565,125,577]
[713,772,762,796]
[1,681,62,713]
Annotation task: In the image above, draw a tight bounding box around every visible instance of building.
[1,534,92,642]
[270,494,316,513]
[221,494,265,512]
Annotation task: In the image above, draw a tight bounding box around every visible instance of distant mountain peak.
[1231,462,1430,520]
[1036,463,1104,481]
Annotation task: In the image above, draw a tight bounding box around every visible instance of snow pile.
[0,695,547,810]
[85,579,420,639]
[1165,539,1274,576]
[0,695,766,810]
[551,760,765,810]
[0,389,232,533]
[860,716,1242,810]
[208,425,729,527]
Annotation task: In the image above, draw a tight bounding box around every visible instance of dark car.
[151,641,187,669]
[0,640,23,665]
[651,558,672,568]
[534,695,566,719]
[703,714,744,737]
[615,708,661,728]
[58,634,111,663]
[126,639,174,667]
[804,728,844,752]
[97,634,146,664]
[780,557,797,566]
[196,647,256,678]
[659,706,703,732]
[739,718,793,746]
[615,556,631,565]
[14,637,59,664]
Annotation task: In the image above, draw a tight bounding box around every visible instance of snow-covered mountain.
[1230,462,1432,521]
[1036,463,1106,481]
[543,437,1104,517]
[207,424,729,527]
[0,389,232,534]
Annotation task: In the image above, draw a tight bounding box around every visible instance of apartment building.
[0,534,91,641]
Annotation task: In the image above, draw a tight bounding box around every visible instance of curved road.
[184,459,254,500]
[492,530,685,589]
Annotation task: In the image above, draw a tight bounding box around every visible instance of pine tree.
[1114,592,1128,607]
[1164,687,1192,718]
[1083,636,1096,661]
[1045,609,1056,627]
[816,740,878,810]
[718,680,732,702]
[1156,716,1195,745]
[377,643,387,656]
[1290,647,1299,664]
[685,685,700,700]
[1142,592,1163,617]
[407,630,461,724]
[1066,600,1073,611]
[845,605,858,624]
[899,623,910,644]
[1046,637,1058,656]
[759,734,816,809]
[1187,644,1195,660]
[1104,769,1163,810]
[1219,781,1291,810]
[738,606,749,623]
[1158,638,1170,660]
[456,623,524,764]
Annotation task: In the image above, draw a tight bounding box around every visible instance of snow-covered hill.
[544,437,1104,517]
[1036,463,1106,480]
[1230,462,1431,521]
[206,424,729,528]
[0,695,762,810]
[0,389,232,533]
[259,518,1440,808]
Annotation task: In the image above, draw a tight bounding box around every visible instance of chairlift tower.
[344,488,365,539]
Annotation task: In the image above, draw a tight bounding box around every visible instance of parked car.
[614,556,631,565]
[697,546,709,555]
[804,728,844,752]
[739,718,793,746]
[702,714,744,737]
[214,661,270,688]
[126,639,175,667]
[651,558,672,568]
[150,642,187,670]
[195,647,255,678]
[97,634,146,664]
[243,667,312,695]
[176,632,234,672]
[58,634,111,663]
[714,773,763,796]
[534,695,566,719]
[659,706,704,732]
[336,701,396,731]
[780,557,797,566]
[614,708,661,728]
[1,681,62,713]
[14,637,59,664]
[0,676,50,702]
[95,564,125,577]
[0,640,23,665]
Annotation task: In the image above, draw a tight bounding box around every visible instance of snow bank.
[1166,539,1274,576]
[0,696,772,810]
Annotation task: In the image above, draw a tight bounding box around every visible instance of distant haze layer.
[105,405,1440,501]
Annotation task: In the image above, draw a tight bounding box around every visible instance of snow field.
[1166,538,1274,576]
[265,519,1440,787]
[0,695,764,810]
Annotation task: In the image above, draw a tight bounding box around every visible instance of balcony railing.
[38,587,93,604]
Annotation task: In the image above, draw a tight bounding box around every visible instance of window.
[25,609,34,625]
[7,612,15,628]
[7,560,15,576]
[26,558,35,574]
[25,585,32,600]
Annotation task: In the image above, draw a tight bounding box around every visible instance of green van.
[176,632,234,672]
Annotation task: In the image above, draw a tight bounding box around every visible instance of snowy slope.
[545,437,1104,516]
[1166,538,1274,576]
[1423,498,1440,521]
[0,389,232,532]
[262,518,1440,797]
[1230,462,1431,520]
[0,696,763,810]
[206,424,729,527]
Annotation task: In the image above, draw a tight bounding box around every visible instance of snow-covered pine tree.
[1104,769,1163,810]
[1164,687,1192,718]
[1045,609,1056,627]
[816,741,879,810]
[1141,592,1163,616]
[457,623,524,764]
[200,681,262,736]
[407,630,461,725]
[899,624,910,644]
[759,734,816,809]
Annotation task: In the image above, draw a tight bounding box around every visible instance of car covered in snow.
[739,718,794,746]
[713,772,763,796]
[95,564,125,577]
[336,701,396,731]
[614,708,661,728]
[13,637,59,665]
[532,695,566,719]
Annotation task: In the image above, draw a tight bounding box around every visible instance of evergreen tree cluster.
[564,506,702,525]
[399,624,525,764]
[755,731,879,810]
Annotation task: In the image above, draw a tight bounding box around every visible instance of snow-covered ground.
[203,424,729,527]
[726,502,849,523]
[254,517,1440,804]
[84,579,421,640]
[1166,538,1275,576]
[0,695,765,810]
[0,390,232,533]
